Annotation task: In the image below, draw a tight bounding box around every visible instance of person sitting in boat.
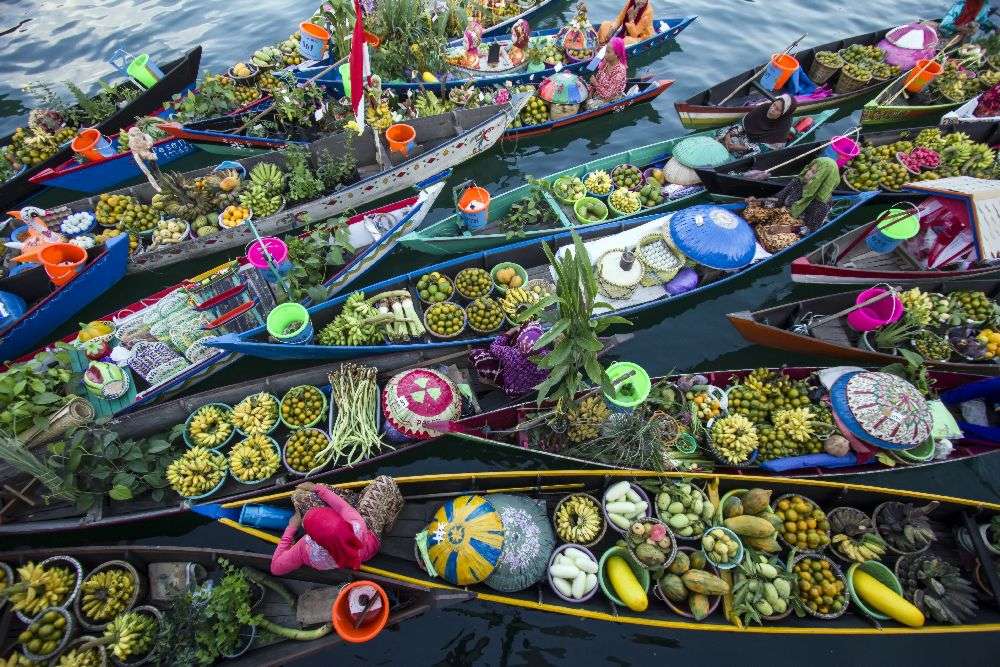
[716,94,798,158]
[760,157,841,233]
[587,37,628,106]
[937,1,995,39]
[597,0,654,46]
[462,16,485,68]
[508,19,531,66]
[270,477,402,573]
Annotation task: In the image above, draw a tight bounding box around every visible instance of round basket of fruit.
[655,481,714,540]
[19,607,75,662]
[227,62,260,85]
[774,493,832,553]
[653,546,726,620]
[950,289,996,324]
[706,413,759,467]
[423,301,468,339]
[810,50,845,85]
[11,556,84,625]
[52,635,108,667]
[229,434,282,485]
[834,63,874,95]
[219,205,253,229]
[872,500,937,556]
[573,196,608,224]
[415,271,455,305]
[603,480,652,534]
[637,181,663,209]
[552,176,586,204]
[548,544,600,602]
[583,170,612,199]
[607,188,642,217]
[466,297,505,333]
[232,392,280,436]
[454,267,493,300]
[110,605,162,666]
[791,554,849,619]
[151,218,190,246]
[282,427,332,476]
[611,164,644,192]
[491,262,527,294]
[166,447,228,500]
[553,493,606,547]
[279,385,327,429]
[827,506,887,564]
[183,403,236,450]
[74,560,144,631]
[701,526,743,570]
[624,517,677,572]
[910,329,952,362]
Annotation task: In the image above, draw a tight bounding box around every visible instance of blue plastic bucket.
[266,303,314,344]
[457,186,491,231]
[299,22,330,60]
[0,290,27,328]
[239,504,294,530]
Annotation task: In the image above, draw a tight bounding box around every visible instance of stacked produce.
[79,567,136,622]
[709,414,758,465]
[424,302,466,337]
[284,428,330,473]
[721,488,783,553]
[776,494,831,551]
[232,392,279,435]
[701,527,741,568]
[875,501,938,553]
[611,165,642,190]
[99,610,157,661]
[584,170,612,196]
[638,181,662,207]
[18,609,69,658]
[732,552,799,623]
[166,447,227,497]
[549,547,598,600]
[7,124,77,168]
[626,519,675,568]
[899,555,978,624]
[467,297,504,332]
[608,188,641,215]
[229,434,281,482]
[554,494,604,544]
[829,508,888,562]
[4,561,76,616]
[793,556,847,616]
[653,481,715,538]
[55,643,104,667]
[280,385,326,428]
[317,291,388,346]
[565,395,610,443]
[603,481,649,531]
[657,550,729,620]
[319,364,385,466]
[515,95,549,127]
[553,176,586,202]
[416,272,453,303]
[185,404,234,449]
[493,266,524,290]
[455,268,492,299]
[240,162,286,217]
[151,218,188,245]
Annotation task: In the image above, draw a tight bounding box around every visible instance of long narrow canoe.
[0,545,468,665]
[444,366,1000,477]
[0,235,129,360]
[674,28,892,129]
[403,110,832,256]
[209,192,876,361]
[0,47,202,210]
[211,469,1000,635]
[4,186,441,424]
[35,97,524,275]
[728,278,1000,375]
[296,18,698,95]
[790,216,1000,285]
[860,75,966,128]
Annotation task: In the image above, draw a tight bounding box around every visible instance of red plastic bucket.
[904,59,943,94]
[39,242,87,286]
[332,581,390,643]
[760,53,800,91]
[71,128,114,162]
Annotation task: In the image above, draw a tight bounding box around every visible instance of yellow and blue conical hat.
[425,494,504,585]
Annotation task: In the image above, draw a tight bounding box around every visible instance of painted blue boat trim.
[0,235,130,360]
[209,191,876,361]
[297,17,698,95]
[38,139,198,193]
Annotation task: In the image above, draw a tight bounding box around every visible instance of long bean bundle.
[318,364,389,465]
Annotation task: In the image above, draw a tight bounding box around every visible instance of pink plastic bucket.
[247,237,291,283]
[824,136,860,167]
[846,287,903,332]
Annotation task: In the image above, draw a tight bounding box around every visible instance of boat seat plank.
[811,320,856,347]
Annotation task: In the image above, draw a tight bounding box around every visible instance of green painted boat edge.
[403,111,833,255]
[860,97,963,127]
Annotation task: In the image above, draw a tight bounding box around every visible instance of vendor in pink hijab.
[588,37,628,106]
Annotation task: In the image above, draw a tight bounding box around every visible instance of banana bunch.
[832,532,888,563]
[79,568,135,622]
[249,162,286,196]
[565,395,610,443]
[317,292,386,346]
[166,447,227,497]
[55,645,102,667]
[771,407,815,443]
[365,102,393,131]
[414,91,451,117]
[499,287,540,324]
[7,563,74,615]
[186,405,234,448]
[103,611,156,661]
[228,434,280,482]
[554,495,603,543]
[710,414,759,464]
[232,392,279,435]
[1,652,36,667]
[900,287,934,326]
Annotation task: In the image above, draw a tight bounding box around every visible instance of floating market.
[3,0,1000,664]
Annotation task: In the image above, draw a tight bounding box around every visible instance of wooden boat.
[209,192,876,361]
[296,18,698,95]
[789,214,1000,285]
[211,469,1000,635]
[401,111,831,257]
[0,235,129,360]
[860,76,966,128]
[674,29,892,129]
[478,0,566,37]
[4,186,440,423]
[0,47,203,210]
[444,366,1000,477]
[39,97,523,275]
[728,278,1000,375]
[0,545,467,665]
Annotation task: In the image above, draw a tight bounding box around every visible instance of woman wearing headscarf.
[716,94,798,157]
[775,157,841,231]
[938,1,993,39]
[587,37,628,106]
[598,0,654,46]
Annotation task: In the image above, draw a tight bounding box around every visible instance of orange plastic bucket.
[386,123,416,158]
[39,242,87,286]
[332,581,390,643]
[457,185,491,230]
[71,128,114,162]
[904,59,943,94]
[299,22,330,60]
[760,53,800,91]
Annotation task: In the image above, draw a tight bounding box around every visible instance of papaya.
[668,551,690,575]
[658,573,687,603]
[723,515,776,539]
[723,496,743,519]
[681,569,729,596]
[741,488,773,515]
[743,535,782,553]
[606,556,648,612]
[689,593,711,621]
[853,570,925,627]
[689,550,707,570]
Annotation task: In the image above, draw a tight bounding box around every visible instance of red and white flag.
[349,0,379,129]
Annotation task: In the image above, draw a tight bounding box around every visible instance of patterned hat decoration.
[830,371,933,451]
[381,368,462,442]
[538,72,589,104]
[667,205,756,270]
[424,494,505,585]
[483,494,555,593]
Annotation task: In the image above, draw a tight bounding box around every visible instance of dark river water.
[3,0,1000,663]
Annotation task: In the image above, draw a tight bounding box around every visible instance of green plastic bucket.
[847,561,903,621]
[604,361,651,412]
[598,546,650,608]
[267,303,313,344]
[573,197,608,225]
[339,63,352,99]
[126,54,163,89]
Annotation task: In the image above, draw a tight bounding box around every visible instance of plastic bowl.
[847,560,903,621]
[573,197,608,225]
[701,526,744,570]
[182,403,235,450]
[552,176,586,205]
[547,544,600,603]
[598,545,650,608]
[603,482,652,534]
[490,262,528,294]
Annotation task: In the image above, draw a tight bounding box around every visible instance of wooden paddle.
[740,126,861,180]
[718,34,807,106]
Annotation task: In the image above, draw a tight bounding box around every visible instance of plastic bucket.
[332,581,390,643]
[299,22,330,60]
[386,123,416,158]
[824,135,861,167]
[247,237,292,283]
[865,206,920,254]
[71,128,115,162]
[266,302,313,344]
[457,185,491,231]
[760,53,800,91]
[39,242,87,286]
[339,62,353,99]
[239,504,294,530]
[846,287,903,332]
[574,197,609,224]
[904,59,943,94]
[604,361,651,413]
[126,54,163,89]
[0,290,27,328]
